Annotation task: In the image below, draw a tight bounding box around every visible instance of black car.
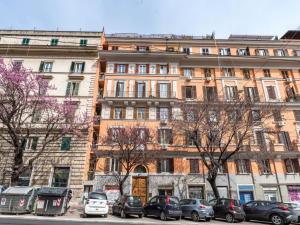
[243,200,294,225]
[112,195,143,218]
[143,195,182,221]
[209,198,245,222]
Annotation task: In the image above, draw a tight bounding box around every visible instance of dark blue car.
[143,195,182,221]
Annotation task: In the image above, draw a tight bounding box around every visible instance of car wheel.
[103,214,108,218]
[121,210,127,218]
[245,217,250,222]
[175,216,181,220]
[160,211,167,221]
[271,214,284,225]
[225,213,234,223]
[139,214,143,218]
[205,217,211,222]
[191,211,199,222]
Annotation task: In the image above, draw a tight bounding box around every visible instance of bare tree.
[98,126,154,196]
[172,97,273,199]
[0,60,88,185]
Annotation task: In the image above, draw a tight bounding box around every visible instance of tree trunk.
[207,175,220,199]
[11,147,24,186]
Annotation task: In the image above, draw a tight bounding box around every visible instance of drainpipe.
[273,158,283,202]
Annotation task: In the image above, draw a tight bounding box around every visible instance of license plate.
[0,198,6,206]
[37,200,44,209]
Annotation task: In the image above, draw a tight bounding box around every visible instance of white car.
[83,192,109,217]
[284,202,300,223]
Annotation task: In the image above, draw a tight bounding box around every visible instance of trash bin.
[0,186,38,214]
[34,187,71,216]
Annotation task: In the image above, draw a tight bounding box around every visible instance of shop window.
[51,167,70,187]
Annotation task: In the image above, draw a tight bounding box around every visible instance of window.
[136,82,146,98]
[70,62,85,73]
[218,162,228,174]
[273,110,282,122]
[114,107,123,119]
[52,167,70,187]
[294,110,300,121]
[219,48,231,56]
[115,81,125,97]
[242,69,251,79]
[237,48,250,56]
[50,38,59,46]
[223,68,234,77]
[32,110,42,123]
[39,61,53,73]
[22,38,30,45]
[236,159,251,174]
[208,111,218,122]
[284,159,300,173]
[263,69,271,77]
[204,86,217,101]
[138,64,147,74]
[80,39,87,46]
[255,130,266,146]
[183,86,196,99]
[159,107,169,120]
[275,49,287,57]
[278,131,292,151]
[117,64,126,73]
[260,159,272,174]
[183,47,191,54]
[158,128,172,144]
[266,86,277,100]
[66,81,80,96]
[159,65,168,74]
[201,48,210,55]
[186,130,199,146]
[159,83,169,98]
[188,186,204,199]
[281,70,290,79]
[251,110,261,122]
[12,60,23,71]
[166,47,175,52]
[225,86,238,100]
[61,137,71,151]
[137,108,146,120]
[107,158,120,173]
[244,87,259,102]
[25,137,38,151]
[17,169,31,186]
[157,159,174,173]
[256,49,268,56]
[189,159,199,173]
[137,46,149,52]
[294,50,300,57]
[204,68,213,78]
[183,68,193,79]
[112,46,119,50]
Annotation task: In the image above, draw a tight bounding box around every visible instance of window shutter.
[31,137,38,150]
[292,159,300,173]
[157,129,161,144]
[182,86,186,99]
[156,64,160,74]
[192,86,196,99]
[255,49,259,56]
[135,64,139,74]
[135,81,138,98]
[156,83,160,97]
[70,62,75,73]
[203,87,207,101]
[284,132,292,151]
[66,82,71,96]
[235,160,240,174]
[169,107,172,120]
[246,160,251,173]
[39,61,44,72]
[114,64,118,73]
[104,158,110,174]
[110,107,114,119]
[284,49,289,56]
[273,49,278,56]
[133,107,137,120]
[125,64,129,73]
[121,107,126,119]
[156,107,160,120]
[168,129,173,144]
[170,159,174,173]
[167,83,171,98]
[81,62,85,73]
[265,49,269,56]
[156,160,161,173]
[244,88,250,101]
[254,87,259,102]
[146,64,150,74]
[145,107,149,120]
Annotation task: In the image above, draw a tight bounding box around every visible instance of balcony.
[102,91,177,101]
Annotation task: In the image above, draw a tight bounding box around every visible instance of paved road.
[0,215,268,225]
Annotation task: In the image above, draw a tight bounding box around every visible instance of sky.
[0,0,299,38]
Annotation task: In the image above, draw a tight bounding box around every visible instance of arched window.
[134,165,147,173]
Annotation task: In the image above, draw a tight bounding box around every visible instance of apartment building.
[91,31,300,204]
[0,30,101,199]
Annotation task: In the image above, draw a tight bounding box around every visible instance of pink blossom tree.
[0,60,88,185]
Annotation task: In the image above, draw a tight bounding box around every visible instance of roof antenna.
[211,31,215,39]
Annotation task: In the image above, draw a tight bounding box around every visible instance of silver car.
[180,198,214,222]
[285,202,300,223]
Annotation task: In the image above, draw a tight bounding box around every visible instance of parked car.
[83,192,109,217]
[0,185,6,194]
[180,198,214,221]
[284,202,300,224]
[112,195,143,218]
[143,195,182,221]
[243,200,294,225]
[209,198,245,222]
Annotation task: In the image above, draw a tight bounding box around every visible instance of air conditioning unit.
[276,121,286,127]
[205,76,212,81]
[285,77,293,83]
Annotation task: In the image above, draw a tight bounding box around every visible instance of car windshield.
[169,197,179,204]
[127,196,141,203]
[88,192,107,200]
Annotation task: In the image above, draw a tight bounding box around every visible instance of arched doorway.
[132,165,148,204]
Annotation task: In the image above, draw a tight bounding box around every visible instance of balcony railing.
[104,91,176,99]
